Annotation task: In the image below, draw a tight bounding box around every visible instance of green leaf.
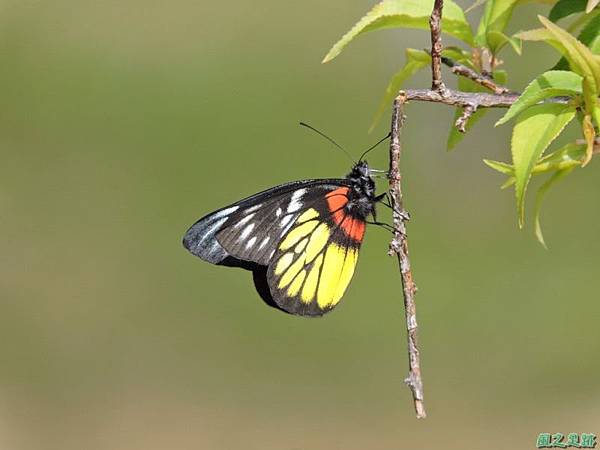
[496,70,582,126]
[501,177,516,189]
[554,13,600,70]
[535,142,586,170]
[322,0,474,63]
[369,49,431,133]
[486,30,522,54]
[447,71,507,150]
[475,0,524,46]
[516,27,555,41]
[538,16,600,116]
[485,142,585,177]
[549,0,587,22]
[483,159,514,174]
[534,168,575,248]
[442,46,475,65]
[485,141,582,194]
[511,103,576,227]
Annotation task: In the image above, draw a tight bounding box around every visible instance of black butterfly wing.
[182,179,349,266]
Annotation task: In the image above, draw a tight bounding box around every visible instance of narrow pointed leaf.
[496,70,582,126]
[484,159,514,175]
[474,0,552,46]
[475,0,520,45]
[555,13,600,69]
[487,30,522,54]
[323,0,473,63]
[516,27,555,41]
[443,46,476,65]
[370,49,430,133]
[534,168,575,247]
[484,142,584,182]
[535,142,586,171]
[501,177,516,189]
[539,16,600,115]
[511,103,576,227]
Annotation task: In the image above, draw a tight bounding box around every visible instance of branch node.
[455,104,477,133]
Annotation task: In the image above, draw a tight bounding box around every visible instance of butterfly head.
[345,160,377,219]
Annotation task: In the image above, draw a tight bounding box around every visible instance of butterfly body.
[183,160,380,317]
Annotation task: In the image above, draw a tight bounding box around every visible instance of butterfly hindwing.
[266,186,366,316]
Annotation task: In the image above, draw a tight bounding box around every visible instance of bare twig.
[401,88,571,108]
[455,104,477,132]
[441,55,510,94]
[388,92,426,419]
[429,0,446,93]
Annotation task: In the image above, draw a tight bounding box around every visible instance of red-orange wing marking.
[325,187,366,242]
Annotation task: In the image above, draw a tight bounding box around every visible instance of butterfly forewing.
[183,180,347,265]
[216,183,348,266]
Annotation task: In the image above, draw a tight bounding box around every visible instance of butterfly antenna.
[299,122,356,163]
[358,132,391,162]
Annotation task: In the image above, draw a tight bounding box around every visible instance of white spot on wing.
[287,189,306,213]
[246,236,257,249]
[202,217,228,241]
[279,214,296,240]
[244,204,262,213]
[212,206,239,219]
[234,213,255,228]
[276,208,282,217]
[259,236,270,249]
[240,223,255,239]
[279,214,293,229]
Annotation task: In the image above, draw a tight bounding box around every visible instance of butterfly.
[182,130,390,317]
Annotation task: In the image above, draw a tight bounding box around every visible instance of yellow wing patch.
[301,253,323,303]
[297,208,319,223]
[304,223,330,261]
[317,244,357,308]
[280,220,318,250]
[274,252,294,275]
[270,209,360,313]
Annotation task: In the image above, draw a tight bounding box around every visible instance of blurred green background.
[1,1,599,449]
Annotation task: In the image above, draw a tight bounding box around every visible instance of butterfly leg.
[380,193,411,222]
[366,220,395,233]
[366,220,408,240]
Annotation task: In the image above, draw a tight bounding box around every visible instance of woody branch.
[387,92,425,418]
[387,0,580,421]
